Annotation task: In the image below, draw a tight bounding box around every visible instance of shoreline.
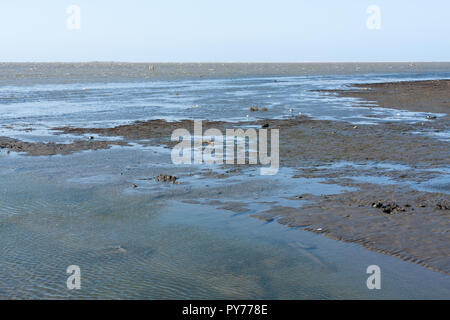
[0,79,449,274]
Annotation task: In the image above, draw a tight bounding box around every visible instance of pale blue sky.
[0,0,449,62]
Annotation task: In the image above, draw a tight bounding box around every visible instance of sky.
[0,0,449,62]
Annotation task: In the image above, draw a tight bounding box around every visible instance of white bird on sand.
[289,108,294,113]
[298,112,302,116]
[246,114,249,120]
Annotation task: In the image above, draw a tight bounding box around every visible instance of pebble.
[371,201,406,214]
[155,174,179,184]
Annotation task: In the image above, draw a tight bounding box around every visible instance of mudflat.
[0,79,449,274]
[315,79,450,114]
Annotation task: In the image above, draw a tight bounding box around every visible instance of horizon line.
[1,61,450,64]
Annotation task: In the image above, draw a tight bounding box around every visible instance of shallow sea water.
[0,63,449,299]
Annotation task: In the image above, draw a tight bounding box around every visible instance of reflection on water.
[0,149,449,299]
[0,64,449,299]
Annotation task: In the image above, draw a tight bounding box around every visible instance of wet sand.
[0,79,449,274]
[3,62,450,85]
[315,79,450,115]
[0,136,128,156]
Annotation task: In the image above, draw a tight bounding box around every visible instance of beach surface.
[0,63,449,298]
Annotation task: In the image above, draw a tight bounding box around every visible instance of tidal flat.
[0,63,449,299]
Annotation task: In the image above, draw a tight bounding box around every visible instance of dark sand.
[315,79,450,115]
[0,137,128,156]
[1,80,449,274]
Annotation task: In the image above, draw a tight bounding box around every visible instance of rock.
[261,107,268,111]
[372,201,383,208]
[262,123,269,128]
[155,174,178,184]
[131,184,138,189]
[435,200,450,210]
[249,106,258,112]
[372,201,406,214]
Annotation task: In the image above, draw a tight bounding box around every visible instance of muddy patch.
[0,137,129,156]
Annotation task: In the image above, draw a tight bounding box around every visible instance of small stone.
[372,201,383,208]
[155,174,178,184]
[435,200,450,210]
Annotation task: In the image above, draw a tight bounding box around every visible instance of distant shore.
[2,62,450,86]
